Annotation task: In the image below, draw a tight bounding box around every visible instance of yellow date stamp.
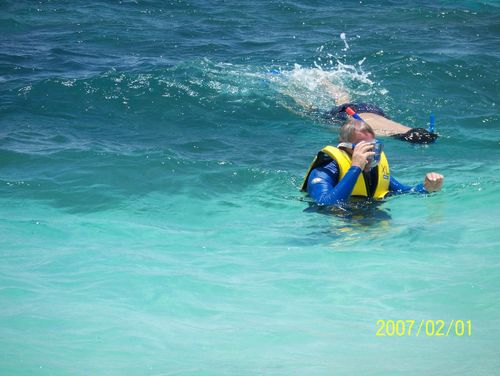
[376,320,472,337]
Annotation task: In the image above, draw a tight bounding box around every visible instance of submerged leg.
[359,113,438,143]
[321,79,351,106]
[357,113,411,136]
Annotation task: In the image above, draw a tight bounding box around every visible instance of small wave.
[10,58,279,108]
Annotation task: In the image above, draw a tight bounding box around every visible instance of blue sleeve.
[307,161,362,205]
[389,176,428,195]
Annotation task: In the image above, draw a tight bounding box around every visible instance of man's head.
[339,118,375,144]
[338,119,382,171]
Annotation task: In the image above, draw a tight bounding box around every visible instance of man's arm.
[389,176,427,194]
[389,173,444,195]
[307,161,362,205]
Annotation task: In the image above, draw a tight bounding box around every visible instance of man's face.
[349,130,380,172]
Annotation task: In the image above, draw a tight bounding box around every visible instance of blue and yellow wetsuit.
[302,146,427,206]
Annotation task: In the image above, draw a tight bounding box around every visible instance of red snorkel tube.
[345,106,364,122]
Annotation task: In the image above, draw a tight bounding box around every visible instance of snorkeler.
[302,115,444,206]
[319,80,438,144]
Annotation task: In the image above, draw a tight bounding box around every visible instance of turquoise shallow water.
[1,1,500,375]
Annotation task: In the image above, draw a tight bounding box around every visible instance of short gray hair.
[339,118,375,143]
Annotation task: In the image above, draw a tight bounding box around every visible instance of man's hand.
[351,141,375,170]
[424,172,444,192]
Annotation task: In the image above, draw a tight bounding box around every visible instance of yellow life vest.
[301,145,391,200]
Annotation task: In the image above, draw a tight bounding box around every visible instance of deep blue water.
[1,1,499,375]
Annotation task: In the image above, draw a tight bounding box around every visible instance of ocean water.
[1,1,499,375]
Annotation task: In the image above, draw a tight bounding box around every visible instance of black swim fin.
[392,128,438,144]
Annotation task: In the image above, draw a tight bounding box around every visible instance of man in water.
[320,80,438,144]
[302,118,443,206]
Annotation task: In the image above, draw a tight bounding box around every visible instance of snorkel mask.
[338,140,383,170]
[366,140,383,169]
[339,106,383,169]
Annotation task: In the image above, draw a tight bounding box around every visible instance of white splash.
[268,59,378,111]
[340,33,349,50]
